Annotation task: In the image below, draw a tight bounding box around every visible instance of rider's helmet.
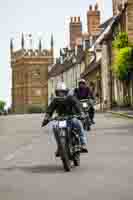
[55,82,68,97]
[78,79,86,88]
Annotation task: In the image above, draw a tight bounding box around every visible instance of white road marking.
[4,144,33,161]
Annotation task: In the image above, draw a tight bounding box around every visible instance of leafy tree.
[112,32,133,80]
[113,32,129,49]
[0,100,6,112]
[113,47,133,80]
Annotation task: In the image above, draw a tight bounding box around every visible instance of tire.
[86,123,91,131]
[84,119,91,131]
[73,153,80,167]
[60,136,71,172]
[86,116,91,131]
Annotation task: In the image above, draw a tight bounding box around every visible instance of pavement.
[0,113,133,200]
[108,107,133,119]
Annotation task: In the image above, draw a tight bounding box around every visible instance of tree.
[112,32,133,80]
[113,32,129,49]
[0,100,6,112]
[113,47,133,80]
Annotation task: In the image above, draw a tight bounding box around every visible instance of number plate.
[82,102,88,108]
[59,120,67,128]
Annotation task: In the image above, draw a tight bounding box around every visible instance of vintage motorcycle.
[80,98,95,131]
[48,115,82,172]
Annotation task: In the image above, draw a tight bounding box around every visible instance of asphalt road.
[0,113,133,200]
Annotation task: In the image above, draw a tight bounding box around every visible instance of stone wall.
[127,0,133,43]
[101,40,112,109]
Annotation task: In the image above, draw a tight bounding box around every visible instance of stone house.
[48,48,85,103]
[92,0,133,109]
[112,0,133,107]
[69,4,101,50]
[81,49,101,98]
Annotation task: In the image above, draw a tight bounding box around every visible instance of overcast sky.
[0,0,112,107]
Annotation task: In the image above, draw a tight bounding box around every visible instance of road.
[0,113,133,200]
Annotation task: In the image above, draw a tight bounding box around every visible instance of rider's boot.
[55,148,60,157]
[81,144,88,153]
[91,119,95,124]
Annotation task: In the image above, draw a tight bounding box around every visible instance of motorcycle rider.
[42,82,88,156]
[74,79,95,124]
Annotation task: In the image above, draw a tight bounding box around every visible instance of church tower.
[10,34,54,113]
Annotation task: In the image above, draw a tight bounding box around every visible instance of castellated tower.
[10,34,54,113]
[87,4,101,37]
[69,16,82,49]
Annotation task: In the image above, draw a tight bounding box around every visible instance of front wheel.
[60,136,71,172]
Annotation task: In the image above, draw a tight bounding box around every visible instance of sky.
[0,0,112,107]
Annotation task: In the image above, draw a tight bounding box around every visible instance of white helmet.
[55,82,68,96]
[78,79,86,84]
[56,82,67,91]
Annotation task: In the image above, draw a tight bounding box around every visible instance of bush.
[0,100,6,112]
[113,32,129,49]
[112,32,133,80]
[113,47,133,80]
[123,95,131,106]
[27,105,45,114]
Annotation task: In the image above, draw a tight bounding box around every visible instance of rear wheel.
[73,153,80,166]
[85,117,91,131]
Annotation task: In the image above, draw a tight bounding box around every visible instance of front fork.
[53,127,71,157]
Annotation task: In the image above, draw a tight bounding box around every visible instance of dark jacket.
[74,87,94,100]
[45,96,83,117]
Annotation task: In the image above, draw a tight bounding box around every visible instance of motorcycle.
[48,115,81,172]
[80,98,95,131]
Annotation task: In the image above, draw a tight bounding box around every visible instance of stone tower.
[69,16,82,49]
[87,4,101,36]
[10,34,54,113]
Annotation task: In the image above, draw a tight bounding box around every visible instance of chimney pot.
[95,3,98,10]
[89,5,92,10]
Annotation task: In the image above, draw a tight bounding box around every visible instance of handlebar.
[80,98,96,105]
[80,99,89,103]
[49,114,84,122]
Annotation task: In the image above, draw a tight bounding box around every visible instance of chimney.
[87,4,101,36]
[69,16,82,49]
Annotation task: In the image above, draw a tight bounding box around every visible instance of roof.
[90,14,121,51]
[48,63,64,77]
[99,17,113,29]
[81,59,101,78]
[48,50,85,78]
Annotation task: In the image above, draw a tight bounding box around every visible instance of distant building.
[48,47,85,103]
[87,4,101,38]
[70,17,82,49]
[87,0,133,109]
[112,0,133,42]
[69,4,101,50]
[48,3,102,104]
[10,34,54,113]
